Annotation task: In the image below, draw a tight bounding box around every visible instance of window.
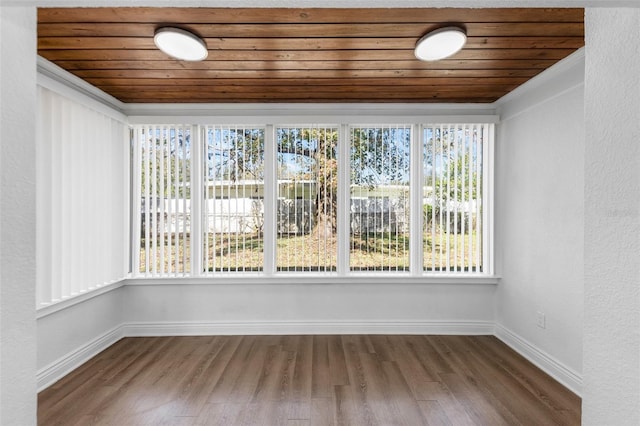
[350,125,411,272]
[423,124,487,273]
[133,125,192,276]
[132,121,493,278]
[203,125,265,273]
[276,126,339,272]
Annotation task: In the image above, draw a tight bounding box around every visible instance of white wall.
[495,51,585,394]
[0,5,38,426]
[123,282,496,334]
[583,9,640,425]
[37,289,125,390]
[33,67,130,391]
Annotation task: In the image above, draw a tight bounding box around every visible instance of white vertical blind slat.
[421,123,486,274]
[471,124,476,271]
[203,127,209,274]
[159,126,166,275]
[36,87,128,308]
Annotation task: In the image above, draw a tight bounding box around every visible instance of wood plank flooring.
[38,335,581,425]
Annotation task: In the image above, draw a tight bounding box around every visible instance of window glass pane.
[203,126,265,273]
[423,124,483,272]
[350,125,411,272]
[132,121,490,278]
[138,125,191,276]
[276,126,339,272]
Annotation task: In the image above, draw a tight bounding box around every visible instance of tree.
[139,128,191,239]
[350,127,410,189]
[140,128,191,198]
[207,127,264,185]
[277,127,338,238]
[425,127,480,234]
[211,126,411,238]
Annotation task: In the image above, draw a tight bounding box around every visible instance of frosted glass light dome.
[414,27,467,61]
[154,27,208,61]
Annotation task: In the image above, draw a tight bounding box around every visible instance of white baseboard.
[37,319,492,391]
[494,323,582,396]
[39,320,582,398]
[37,325,125,392]
[122,320,495,337]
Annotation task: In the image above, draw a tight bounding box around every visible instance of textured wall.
[37,289,124,372]
[0,6,38,426]
[495,53,585,389]
[583,8,640,426]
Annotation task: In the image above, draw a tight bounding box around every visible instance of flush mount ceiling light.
[154,27,208,61]
[414,26,467,61]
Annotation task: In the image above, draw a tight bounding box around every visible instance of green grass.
[140,231,481,274]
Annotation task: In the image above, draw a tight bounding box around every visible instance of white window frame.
[128,112,496,284]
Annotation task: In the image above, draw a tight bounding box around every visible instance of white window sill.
[36,279,126,319]
[37,274,499,319]
[125,274,500,286]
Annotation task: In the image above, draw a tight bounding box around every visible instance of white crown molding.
[37,56,126,117]
[125,105,498,122]
[127,114,499,126]
[494,323,583,396]
[125,102,496,114]
[496,47,585,107]
[495,48,585,121]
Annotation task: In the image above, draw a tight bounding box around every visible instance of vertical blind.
[131,122,492,278]
[276,126,339,272]
[350,125,411,272]
[36,86,128,307]
[132,125,192,276]
[203,125,265,274]
[423,124,485,272]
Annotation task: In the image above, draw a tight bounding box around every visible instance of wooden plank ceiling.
[37,8,584,103]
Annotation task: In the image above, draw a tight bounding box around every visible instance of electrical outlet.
[536,311,546,329]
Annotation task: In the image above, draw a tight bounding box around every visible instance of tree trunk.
[313,211,334,239]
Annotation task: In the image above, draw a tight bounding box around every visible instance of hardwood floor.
[38,335,581,425]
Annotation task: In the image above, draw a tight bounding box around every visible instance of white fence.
[142,197,421,235]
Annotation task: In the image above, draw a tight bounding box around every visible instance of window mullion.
[337,123,350,276]
[410,124,423,276]
[130,128,141,276]
[190,125,203,277]
[483,123,494,275]
[263,124,276,276]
